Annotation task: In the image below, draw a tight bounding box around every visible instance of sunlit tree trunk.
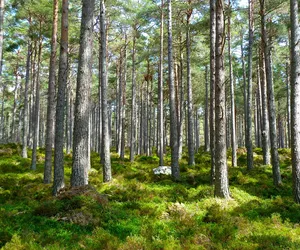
[71,0,95,187]
[44,0,59,184]
[158,0,164,166]
[210,0,216,184]
[53,0,68,196]
[168,0,180,180]
[290,0,300,202]
[31,21,43,171]
[214,0,230,199]
[228,0,237,167]
[261,0,282,186]
[204,66,210,152]
[186,2,195,166]
[22,40,31,158]
[100,0,112,182]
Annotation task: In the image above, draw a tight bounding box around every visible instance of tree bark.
[31,22,43,171]
[261,0,282,186]
[158,0,164,166]
[44,0,59,184]
[210,0,216,184]
[186,3,195,166]
[214,0,230,199]
[290,0,300,202]
[53,0,68,196]
[259,43,271,165]
[246,0,254,171]
[71,0,95,187]
[22,40,32,158]
[130,25,137,162]
[228,0,237,167]
[204,65,210,152]
[100,0,112,182]
[168,0,180,180]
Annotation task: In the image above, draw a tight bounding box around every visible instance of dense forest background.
[1,0,300,249]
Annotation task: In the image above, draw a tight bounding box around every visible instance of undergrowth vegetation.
[1,144,300,249]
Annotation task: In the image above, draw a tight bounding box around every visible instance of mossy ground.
[1,144,300,249]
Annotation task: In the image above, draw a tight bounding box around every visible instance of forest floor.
[1,144,300,249]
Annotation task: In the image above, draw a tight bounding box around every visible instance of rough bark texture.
[53,0,68,196]
[44,0,59,184]
[0,0,4,141]
[71,0,95,187]
[214,0,230,199]
[286,63,291,148]
[290,0,300,203]
[186,6,195,166]
[168,0,180,180]
[210,0,216,184]
[246,0,254,171]
[158,0,164,166]
[261,0,282,186]
[100,0,112,182]
[228,0,237,167]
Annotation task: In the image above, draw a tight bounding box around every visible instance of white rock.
[153,166,172,175]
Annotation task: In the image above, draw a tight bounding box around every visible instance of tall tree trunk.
[31,24,43,171]
[290,0,300,203]
[71,0,95,187]
[158,0,164,166]
[130,25,137,162]
[168,0,180,180]
[214,0,230,199]
[228,0,237,167]
[44,0,59,184]
[100,0,112,182]
[120,35,127,160]
[210,0,216,184]
[53,0,68,196]
[261,0,282,186]
[186,3,195,166]
[259,43,271,164]
[241,36,247,148]
[286,63,291,148]
[22,40,32,158]
[204,65,210,152]
[246,0,254,171]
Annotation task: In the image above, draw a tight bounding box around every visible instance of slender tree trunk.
[168,0,180,180]
[259,44,271,164]
[261,0,282,186]
[246,0,254,171]
[120,35,127,160]
[71,0,95,187]
[158,0,164,166]
[228,0,237,167]
[22,41,31,158]
[31,23,43,171]
[241,36,247,148]
[286,63,291,148]
[130,25,137,162]
[53,0,68,196]
[210,0,216,184]
[186,4,195,166]
[44,0,59,184]
[290,0,300,203]
[204,65,210,152]
[214,0,230,199]
[100,0,112,182]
